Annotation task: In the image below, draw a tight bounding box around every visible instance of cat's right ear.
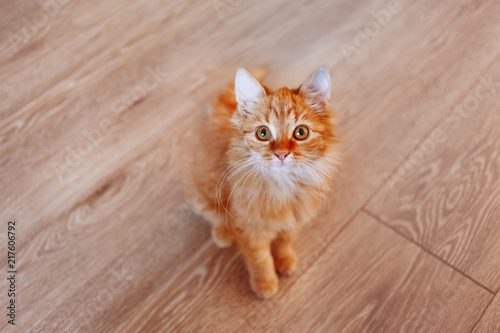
[235,68,266,110]
[299,67,331,104]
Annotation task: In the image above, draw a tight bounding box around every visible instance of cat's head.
[231,67,338,175]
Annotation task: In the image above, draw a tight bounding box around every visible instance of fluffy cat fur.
[187,67,340,298]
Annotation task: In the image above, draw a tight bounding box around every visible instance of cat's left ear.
[299,67,331,103]
[235,68,266,110]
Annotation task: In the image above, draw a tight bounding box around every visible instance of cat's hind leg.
[199,207,234,248]
[186,185,234,248]
[211,222,234,248]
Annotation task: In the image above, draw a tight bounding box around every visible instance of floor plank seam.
[5,0,500,329]
[468,294,496,333]
[361,207,496,295]
[288,206,365,290]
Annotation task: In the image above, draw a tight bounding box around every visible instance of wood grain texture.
[151,212,492,332]
[473,293,500,333]
[238,212,492,333]
[366,56,500,291]
[292,0,500,269]
[142,0,500,329]
[1,0,500,331]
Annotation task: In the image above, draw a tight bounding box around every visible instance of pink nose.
[274,152,290,162]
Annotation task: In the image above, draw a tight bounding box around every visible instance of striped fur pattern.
[187,67,340,298]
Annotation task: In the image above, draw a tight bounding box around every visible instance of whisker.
[302,163,328,202]
[222,160,260,226]
[225,162,259,209]
[304,160,342,200]
[238,162,263,202]
[215,158,254,214]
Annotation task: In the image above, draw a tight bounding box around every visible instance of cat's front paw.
[274,252,297,276]
[250,275,278,299]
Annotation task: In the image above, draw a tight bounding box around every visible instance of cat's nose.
[274,151,290,162]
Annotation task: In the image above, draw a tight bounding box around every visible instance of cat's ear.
[299,67,331,103]
[235,68,266,109]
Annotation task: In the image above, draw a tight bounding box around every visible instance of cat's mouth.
[271,157,295,169]
[273,157,289,167]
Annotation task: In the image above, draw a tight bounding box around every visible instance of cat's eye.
[256,126,271,141]
[294,125,310,140]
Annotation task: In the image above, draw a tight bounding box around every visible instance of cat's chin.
[265,161,321,183]
[266,161,302,176]
[269,160,292,169]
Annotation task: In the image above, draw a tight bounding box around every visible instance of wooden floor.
[1,0,500,331]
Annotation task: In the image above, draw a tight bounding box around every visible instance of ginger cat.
[187,67,340,298]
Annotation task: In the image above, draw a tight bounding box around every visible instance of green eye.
[256,126,271,141]
[294,125,309,140]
